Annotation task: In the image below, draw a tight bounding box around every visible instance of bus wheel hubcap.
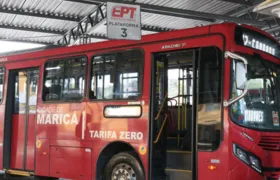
[112,163,136,180]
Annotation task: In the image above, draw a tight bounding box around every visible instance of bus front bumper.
[228,163,264,180]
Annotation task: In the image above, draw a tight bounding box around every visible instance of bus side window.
[197,47,222,151]
[90,49,143,100]
[43,56,87,102]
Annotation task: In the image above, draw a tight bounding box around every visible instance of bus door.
[6,68,39,171]
[151,46,223,180]
[151,49,195,179]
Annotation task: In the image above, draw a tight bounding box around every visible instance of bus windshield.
[231,54,280,131]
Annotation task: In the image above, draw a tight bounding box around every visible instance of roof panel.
[136,0,238,10]
[141,13,206,29]
[0,29,34,38]
[0,28,8,37]
[0,0,25,8]
[20,0,63,13]
[40,19,77,31]
[12,15,46,28]
[0,13,16,24]
[20,0,97,17]
[6,15,77,32]
[54,1,97,17]
[30,32,61,43]
[138,0,240,30]
[0,0,275,46]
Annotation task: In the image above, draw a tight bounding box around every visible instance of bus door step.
[165,168,192,180]
[166,150,192,170]
[5,169,34,177]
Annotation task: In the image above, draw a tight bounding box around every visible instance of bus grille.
[258,136,280,151]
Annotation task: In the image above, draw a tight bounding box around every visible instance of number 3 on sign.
[121,28,127,37]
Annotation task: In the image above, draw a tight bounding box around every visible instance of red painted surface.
[50,146,91,179]
[0,23,278,179]
[10,114,25,170]
[228,163,263,180]
[35,139,49,176]
[25,114,36,171]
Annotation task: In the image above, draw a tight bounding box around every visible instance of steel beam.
[103,23,174,32]
[57,3,107,45]
[142,9,215,22]
[0,6,82,22]
[229,6,255,17]
[64,0,100,5]
[0,37,57,45]
[81,0,266,26]
[264,25,280,33]
[0,24,66,35]
[217,0,264,5]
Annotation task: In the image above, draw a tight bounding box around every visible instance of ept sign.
[112,6,137,19]
[107,2,141,40]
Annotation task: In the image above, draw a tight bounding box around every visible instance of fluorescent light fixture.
[104,105,142,118]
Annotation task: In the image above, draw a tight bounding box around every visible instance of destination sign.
[242,34,275,56]
[235,26,280,59]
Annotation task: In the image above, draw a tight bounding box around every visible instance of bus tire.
[104,152,145,180]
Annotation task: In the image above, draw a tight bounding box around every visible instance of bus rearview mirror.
[235,62,247,90]
[224,51,248,107]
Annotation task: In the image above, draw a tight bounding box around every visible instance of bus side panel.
[10,114,25,169]
[85,47,151,180]
[86,101,150,179]
[26,114,36,171]
[35,139,49,176]
[35,103,86,178]
[49,146,91,179]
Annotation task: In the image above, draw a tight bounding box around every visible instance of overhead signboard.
[107,2,141,40]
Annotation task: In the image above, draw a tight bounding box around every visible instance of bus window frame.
[88,48,145,102]
[42,55,88,104]
[0,65,5,105]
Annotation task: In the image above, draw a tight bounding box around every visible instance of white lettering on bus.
[161,43,186,50]
[37,113,78,125]
[37,106,64,114]
[89,130,117,139]
[89,130,143,140]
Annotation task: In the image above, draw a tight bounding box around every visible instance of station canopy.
[0,0,278,47]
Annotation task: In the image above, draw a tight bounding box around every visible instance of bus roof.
[0,22,275,63]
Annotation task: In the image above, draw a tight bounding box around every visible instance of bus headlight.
[233,143,263,174]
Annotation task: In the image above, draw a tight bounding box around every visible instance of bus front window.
[231,54,280,130]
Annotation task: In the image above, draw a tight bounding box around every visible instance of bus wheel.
[104,152,144,180]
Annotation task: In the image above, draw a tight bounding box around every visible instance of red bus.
[0,22,279,180]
